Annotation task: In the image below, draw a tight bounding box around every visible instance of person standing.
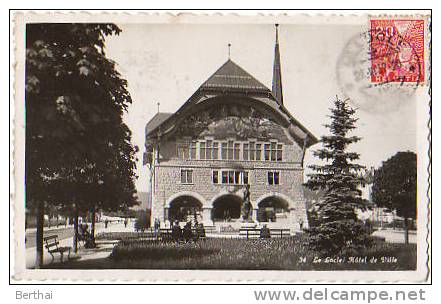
[183,221,193,243]
[260,224,271,239]
[171,221,182,243]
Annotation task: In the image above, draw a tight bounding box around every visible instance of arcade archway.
[212,194,242,221]
[168,195,203,223]
[257,196,289,222]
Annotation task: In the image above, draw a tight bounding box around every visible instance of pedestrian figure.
[154,218,161,238]
[193,220,199,241]
[183,221,193,243]
[299,219,304,230]
[124,218,128,228]
[105,219,109,229]
[79,223,96,248]
[198,223,206,238]
[171,221,182,242]
[260,224,271,239]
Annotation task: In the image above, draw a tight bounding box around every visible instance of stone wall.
[150,135,310,231]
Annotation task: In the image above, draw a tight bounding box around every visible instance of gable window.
[264,144,271,161]
[190,141,197,159]
[249,142,255,160]
[206,140,213,160]
[268,171,280,185]
[256,143,262,160]
[234,143,241,160]
[213,142,219,160]
[200,141,206,160]
[243,143,249,160]
[177,142,190,160]
[227,140,234,160]
[276,144,283,161]
[221,142,228,160]
[263,142,282,161]
[181,169,193,184]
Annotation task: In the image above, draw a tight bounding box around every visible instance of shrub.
[134,210,150,232]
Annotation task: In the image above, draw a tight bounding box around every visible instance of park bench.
[43,235,71,263]
[239,227,291,239]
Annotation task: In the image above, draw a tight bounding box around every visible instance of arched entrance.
[212,194,242,222]
[168,195,203,223]
[257,196,289,222]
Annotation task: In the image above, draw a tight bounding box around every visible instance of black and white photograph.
[11,11,431,282]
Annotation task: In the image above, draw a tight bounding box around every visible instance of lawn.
[45,235,417,270]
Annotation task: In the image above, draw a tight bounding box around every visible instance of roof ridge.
[200,59,271,92]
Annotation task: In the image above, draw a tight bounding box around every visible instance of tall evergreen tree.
[305,97,371,255]
[26,24,138,265]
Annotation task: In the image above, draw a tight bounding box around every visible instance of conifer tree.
[305,97,371,255]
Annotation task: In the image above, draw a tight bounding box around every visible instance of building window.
[255,143,262,160]
[264,144,270,161]
[276,144,283,161]
[206,140,213,160]
[234,143,241,160]
[181,169,193,184]
[177,142,190,160]
[213,142,219,160]
[221,171,228,184]
[212,170,219,184]
[263,142,282,161]
[268,171,280,185]
[190,141,197,159]
[200,142,206,160]
[243,143,249,160]
[243,171,249,184]
[183,139,282,162]
[227,140,234,160]
[215,170,249,185]
[228,171,234,183]
[221,142,228,160]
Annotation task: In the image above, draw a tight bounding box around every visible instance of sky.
[104,23,417,193]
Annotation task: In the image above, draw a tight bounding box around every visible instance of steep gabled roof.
[200,59,270,93]
[145,59,318,147]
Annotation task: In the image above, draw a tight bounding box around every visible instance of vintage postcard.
[12,11,431,282]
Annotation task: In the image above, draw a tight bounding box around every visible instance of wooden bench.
[239,228,291,239]
[43,235,71,262]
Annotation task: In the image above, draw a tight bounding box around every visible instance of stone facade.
[145,59,317,232]
[150,149,309,231]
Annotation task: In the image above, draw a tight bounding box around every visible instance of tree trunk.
[73,208,79,253]
[404,217,409,244]
[35,200,45,268]
[91,206,96,241]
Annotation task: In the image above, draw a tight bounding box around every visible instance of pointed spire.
[272,24,283,105]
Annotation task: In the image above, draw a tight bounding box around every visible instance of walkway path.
[372,229,417,244]
[25,224,417,268]
[25,221,134,268]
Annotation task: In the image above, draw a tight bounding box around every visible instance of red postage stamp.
[370,19,425,83]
